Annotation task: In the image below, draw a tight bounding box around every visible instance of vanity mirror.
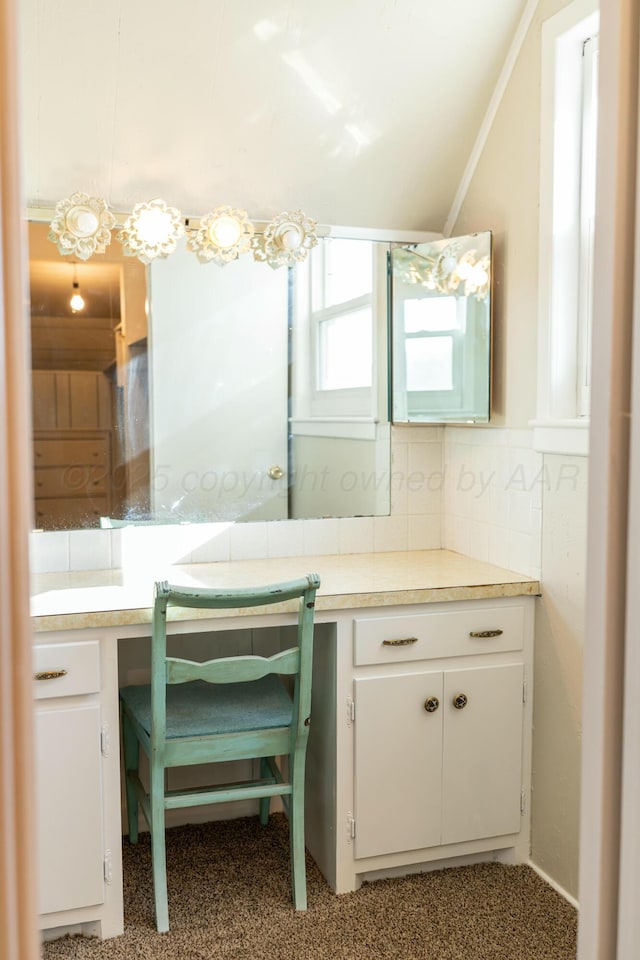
[391,231,492,424]
[28,218,422,531]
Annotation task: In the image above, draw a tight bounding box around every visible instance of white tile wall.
[30,426,444,573]
[442,427,543,577]
[32,426,549,577]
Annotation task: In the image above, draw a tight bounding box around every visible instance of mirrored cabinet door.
[390,231,492,424]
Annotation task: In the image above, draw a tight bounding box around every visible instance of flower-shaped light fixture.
[455,251,491,300]
[393,238,491,302]
[117,198,185,264]
[187,206,255,265]
[252,210,318,268]
[48,192,116,260]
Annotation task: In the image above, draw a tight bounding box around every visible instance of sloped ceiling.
[19,0,527,233]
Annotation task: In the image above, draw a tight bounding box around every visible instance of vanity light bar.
[46,193,319,268]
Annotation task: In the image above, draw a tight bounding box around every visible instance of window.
[577,34,599,418]
[308,238,380,417]
[533,0,599,455]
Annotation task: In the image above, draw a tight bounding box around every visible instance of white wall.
[449,0,586,899]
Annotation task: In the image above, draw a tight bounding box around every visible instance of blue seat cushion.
[119,675,293,739]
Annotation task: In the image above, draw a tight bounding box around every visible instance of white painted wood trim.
[290,418,379,440]
[577,1,638,958]
[528,861,579,911]
[616,3,640,953]
[442,0,539,237]
[0,0,40,954]
[530,419,590,456]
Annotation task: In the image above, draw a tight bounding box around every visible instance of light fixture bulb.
[70,281,85,312]
[252,210,318,268]
[134,208,175,245]
[188,206,255,265]
[117,199,185,264]
[208,216,243,249]
[49,192,115,260]
[280,226,303,251]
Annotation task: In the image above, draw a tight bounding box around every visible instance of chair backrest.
[150,574,321,747]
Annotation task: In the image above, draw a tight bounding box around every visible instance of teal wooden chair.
[119,573,320,932]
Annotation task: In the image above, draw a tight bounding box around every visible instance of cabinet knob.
[453,693,468,710]
[424,696,440,713]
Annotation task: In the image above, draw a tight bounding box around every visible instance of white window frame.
[289,226,441,440]
[532,0,599,456]
[309,238,378,419]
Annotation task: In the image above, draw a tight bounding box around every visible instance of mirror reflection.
[28,221,391,530]
[391,231,492,424]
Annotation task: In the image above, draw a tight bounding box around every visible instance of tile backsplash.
[30,425,550,577]
[30,426,444,574]
[441,427,543,578]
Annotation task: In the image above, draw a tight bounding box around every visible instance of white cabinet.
[347,599,532,873]
[353,664,524,858]
[34,635,123,940]
[35,703,105,913]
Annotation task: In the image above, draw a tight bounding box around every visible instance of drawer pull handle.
[453,693,468,710]
[382,636,418,647]
[469,629,503,638]
[34,669,68,681]
[424,696,440,713]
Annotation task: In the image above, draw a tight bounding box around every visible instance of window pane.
[323,239,373,307]
[404,296,459,333]
[318,308,372,389]
[406,336,453,391]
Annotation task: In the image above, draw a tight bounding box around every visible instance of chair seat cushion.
[120,675,293,739]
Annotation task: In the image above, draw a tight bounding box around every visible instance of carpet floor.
[41,815,577,960]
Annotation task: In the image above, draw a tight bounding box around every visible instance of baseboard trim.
[528,860,579,910]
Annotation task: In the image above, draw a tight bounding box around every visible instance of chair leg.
[121,709,140,844]
[149,764,169,933]
[289,751,307,911]
[259,758,271,826]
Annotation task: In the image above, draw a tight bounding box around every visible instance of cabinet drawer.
[353,605,525,666]
[34,496,108,528]
[33,640,100,699]
[34,465,108,497]
[33,437,108,467]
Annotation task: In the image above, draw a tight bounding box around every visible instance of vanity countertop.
[31,550,540,633]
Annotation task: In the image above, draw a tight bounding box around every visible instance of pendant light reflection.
[70,267,85,313]
[117,199,185,264]
[188,206,255,265]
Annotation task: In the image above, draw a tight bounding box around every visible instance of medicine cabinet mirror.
[391,230,492,424]
[28,220,398,531]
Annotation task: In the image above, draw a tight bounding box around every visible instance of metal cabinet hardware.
[424,696,440,713]
[268,465,284,480]
[382,636,418,647]
[34,669,68,681]
[469,629,503,638]
[453,693,468,709]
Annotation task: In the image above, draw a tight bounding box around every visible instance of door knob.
[268,465,285,480]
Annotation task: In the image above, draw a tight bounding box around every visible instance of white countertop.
[31,550,540,633]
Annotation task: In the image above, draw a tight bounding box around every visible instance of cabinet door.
[35,704,105,915]
[441,663,524,845]
[354,671,443,859]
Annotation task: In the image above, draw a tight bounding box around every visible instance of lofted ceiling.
[19,0,528,233]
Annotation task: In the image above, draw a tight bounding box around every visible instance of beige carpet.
[41,815,577,959]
